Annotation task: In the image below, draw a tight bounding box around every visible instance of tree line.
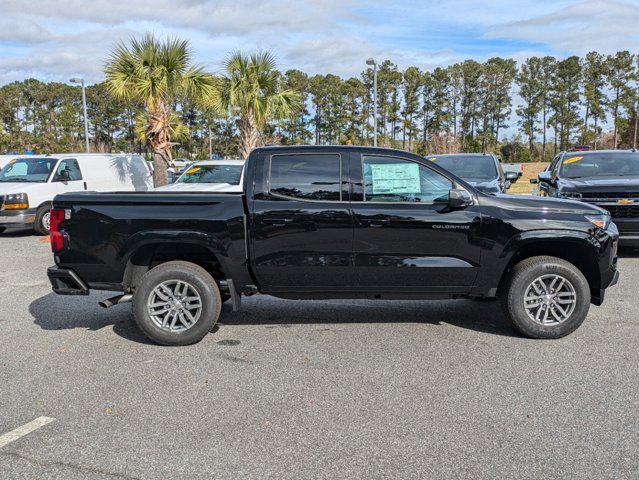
[1,40,638,169]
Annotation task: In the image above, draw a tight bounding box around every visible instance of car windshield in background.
[178,165,243,184]
[0,157,57,182]
[560,153,639,178]
[429,155,497,180]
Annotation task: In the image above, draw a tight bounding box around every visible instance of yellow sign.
[186,167,201,174]
[427,157,437,162]
[563,156,583,164]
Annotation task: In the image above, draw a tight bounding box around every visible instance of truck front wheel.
[132,261,221,346]
[501,256,591,339]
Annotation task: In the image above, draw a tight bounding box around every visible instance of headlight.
[3,193,29,210]
[585,213,611,230]
[561,191,582,199]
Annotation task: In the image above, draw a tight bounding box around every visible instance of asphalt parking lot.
[0,231,638,479]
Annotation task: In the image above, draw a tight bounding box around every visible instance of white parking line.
[0,416,55,449]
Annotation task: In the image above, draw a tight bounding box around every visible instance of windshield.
[560,153,639,178]
[0,157,57,183]
[429,155,498,181]
[178,164,243,184]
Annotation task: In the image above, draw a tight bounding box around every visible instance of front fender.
[500,229,601,260]
[472,229,606,297]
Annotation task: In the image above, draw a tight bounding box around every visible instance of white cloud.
[0,0,637,86]
[486,0,639,53]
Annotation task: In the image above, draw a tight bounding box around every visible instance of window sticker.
[370,163,421,194]
[186,167,201,174]
[563,156,583,165]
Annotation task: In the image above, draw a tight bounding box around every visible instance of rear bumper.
[47,266,90,295]
[0,208,36,228]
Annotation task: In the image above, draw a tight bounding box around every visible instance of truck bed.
[52,191,249,291]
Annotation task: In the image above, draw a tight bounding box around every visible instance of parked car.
[47,146,618,345]
[426,153,519,194]
[155,160,245,193]
[0,153,153,234]
[531,150,639,246]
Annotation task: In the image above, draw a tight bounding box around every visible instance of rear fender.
[119,230,232,287]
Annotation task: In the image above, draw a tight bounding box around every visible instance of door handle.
[360,218,390,227]
[263,217,293,226]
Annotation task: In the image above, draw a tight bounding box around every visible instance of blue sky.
[0,0,638,85]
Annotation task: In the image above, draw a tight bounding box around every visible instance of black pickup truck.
[47,146,619,345]
[532,150,639,246]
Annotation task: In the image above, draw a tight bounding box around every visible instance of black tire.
[34,204,51,235]
[0,227,6,234]
[132,261,221,346]
[500,256,591,339]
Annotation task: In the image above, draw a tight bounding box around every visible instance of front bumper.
[47,266,90,295]
[585,202,639,246]
[0,208,36,228]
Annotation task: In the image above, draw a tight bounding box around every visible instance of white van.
[0,153,153,234]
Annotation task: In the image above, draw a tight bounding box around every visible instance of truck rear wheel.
[132,261,221,346]
[501,256,591,339]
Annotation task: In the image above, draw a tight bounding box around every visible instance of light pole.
[366,58,378,147]
[70,78,90,152]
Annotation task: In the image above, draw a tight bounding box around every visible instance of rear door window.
[269,154,342,201]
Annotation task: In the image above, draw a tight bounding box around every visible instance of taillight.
[50,208,68,253]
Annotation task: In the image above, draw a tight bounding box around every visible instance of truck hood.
[466,178,501,194]
[488,193,607,215]
[153,183,242,193]
[560,175,639,194]
[0,182,46,195]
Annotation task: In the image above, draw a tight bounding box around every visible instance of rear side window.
[53,159,82,181]
[270,154,342,201]
[363,155,452,203]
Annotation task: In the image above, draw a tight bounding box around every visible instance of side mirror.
[538,171,553,183]
[529,178,538,184]
[448,188,473,208]
[505,171,519,183]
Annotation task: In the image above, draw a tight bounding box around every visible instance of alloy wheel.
[147,280,203,333]
[523,274,577,325]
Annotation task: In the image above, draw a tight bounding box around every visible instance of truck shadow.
[29,291,153,344]
[218,297,520,338]
[29,291,521,343]
[0,229,40,238]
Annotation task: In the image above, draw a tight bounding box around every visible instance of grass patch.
[506,162,549,195]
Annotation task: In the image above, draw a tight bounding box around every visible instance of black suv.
[532,150,639,246]
[426,153,519,194]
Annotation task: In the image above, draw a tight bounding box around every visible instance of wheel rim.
[147,280,203,333]
[42,212,51,231]
[523,274,577,326]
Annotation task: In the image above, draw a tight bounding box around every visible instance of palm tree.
[208,51,301,159]
[104,34,214,186]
